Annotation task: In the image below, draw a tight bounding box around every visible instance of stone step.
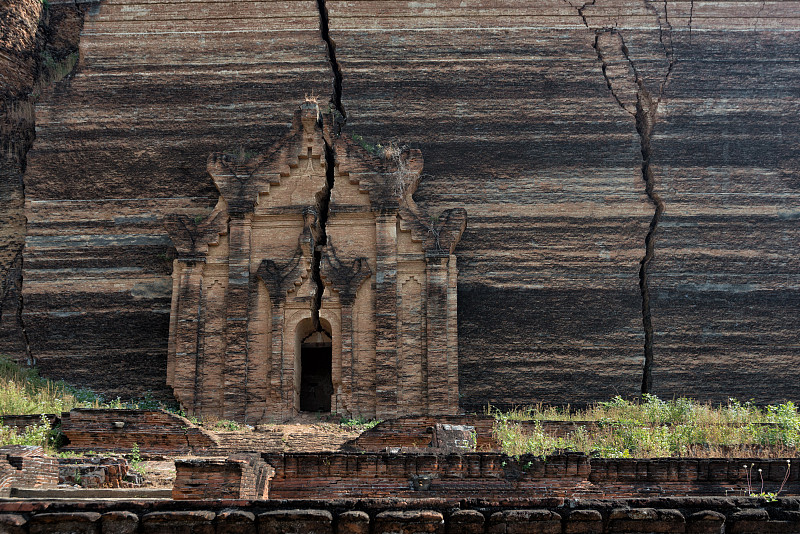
[10,488,172,499]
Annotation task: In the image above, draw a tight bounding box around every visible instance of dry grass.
[0,356,173,416]
[0,357,89,415]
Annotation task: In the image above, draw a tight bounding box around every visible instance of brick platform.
[347,416,609,451]
[174,452,800,501]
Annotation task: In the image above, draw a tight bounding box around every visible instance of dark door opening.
[299,343,333,412]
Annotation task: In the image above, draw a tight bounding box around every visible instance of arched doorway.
[295,319,333,412]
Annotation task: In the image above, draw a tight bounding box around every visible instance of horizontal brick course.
[140,511,214,534]
[374,510,444,534]
[488,509,561,534]
[1,498,800,534]
[101,511,138,534]
[27,512,101,534]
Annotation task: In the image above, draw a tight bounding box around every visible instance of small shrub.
[129,443,145,476]
[350,133,382,156]
[339,415,380,431]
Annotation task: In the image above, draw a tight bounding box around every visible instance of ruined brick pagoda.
[165,100,466,422]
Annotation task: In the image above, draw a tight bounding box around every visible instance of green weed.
[129,443,146,476]
[350,134,383,156]
[0,356,184,416]
[339,415,381,431]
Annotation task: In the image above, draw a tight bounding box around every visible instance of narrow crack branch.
[561,0,596,27]
[647,0,675,105]
[595,30,636,116]
[753,0,766,31]
[643,0,674,67]
[688,0,694,47]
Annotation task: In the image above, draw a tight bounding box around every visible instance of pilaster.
[224,213,252,420]
[425,253,452,414]
[172,260,204,412]
[375,213,399,419]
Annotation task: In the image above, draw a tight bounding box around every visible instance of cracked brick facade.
[2,0,799,408]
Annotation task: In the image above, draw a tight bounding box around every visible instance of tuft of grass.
[350,133,383,156]
[212,419,244,432]
[491,395,800,459]
[33,51,78,98]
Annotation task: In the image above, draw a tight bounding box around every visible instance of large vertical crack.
[309,141,336,332]
[566,0,673,394]
[310,0,346,332]
[633,83,665,395]
[316,0,346,129]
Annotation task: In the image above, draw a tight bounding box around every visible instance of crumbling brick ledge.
[59,409,219,456]
[176,452,799,501]
[1,496,800,533]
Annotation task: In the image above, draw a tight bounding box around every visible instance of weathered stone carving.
[166,101,466,422]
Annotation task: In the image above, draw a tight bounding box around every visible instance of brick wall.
[0,446,57,497]
[262,452,591,500]
[2,497,800,533]
[173,454,273,500]
[263,453,798,500]
[60,409,219,455]
[173,452,800,501]
[13,0,800,410]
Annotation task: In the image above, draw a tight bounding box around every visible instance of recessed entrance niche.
[165,100,467,422]
[296,319,333,413]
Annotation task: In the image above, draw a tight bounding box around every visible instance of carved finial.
[300,94,321,130]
